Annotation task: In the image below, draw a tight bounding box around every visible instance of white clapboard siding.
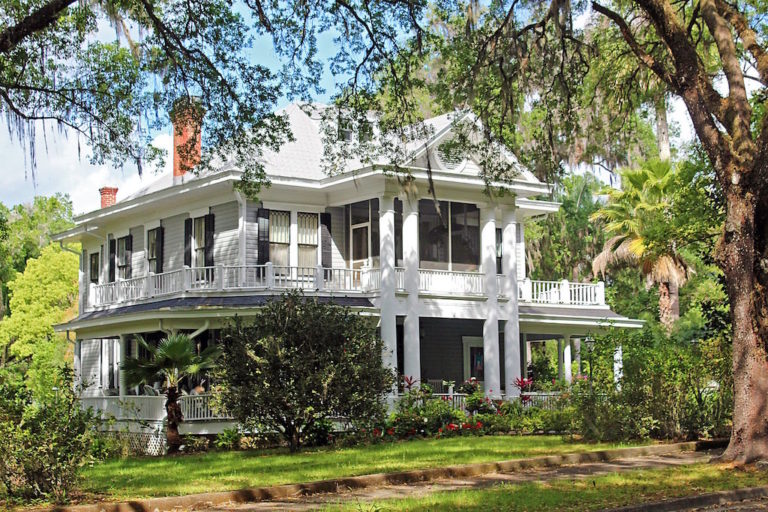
[212,201,239,267]
[329,206,346,269]
[245,201,260,266]
[79,339,102,397]
[162,213,188,271]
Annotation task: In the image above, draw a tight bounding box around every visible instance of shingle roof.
[120,103,542,203]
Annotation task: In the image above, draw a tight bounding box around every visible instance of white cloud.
[0,123,172,215]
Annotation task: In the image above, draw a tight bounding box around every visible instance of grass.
[321,462,768,511]
[81,435,646,500]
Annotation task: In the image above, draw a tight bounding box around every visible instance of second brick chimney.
[99,186,119,208]
[171,98,203,186]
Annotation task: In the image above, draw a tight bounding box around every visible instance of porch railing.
[87,265,605,308]
[80,394,230,422]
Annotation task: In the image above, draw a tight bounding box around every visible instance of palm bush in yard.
[217,291,395,452]
[121,334,221,454]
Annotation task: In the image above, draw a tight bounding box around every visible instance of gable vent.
[436,142,464,170]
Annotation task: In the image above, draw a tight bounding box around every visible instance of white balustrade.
[81,394,229,422]
[86,265,605,309]
[418,269,484,295]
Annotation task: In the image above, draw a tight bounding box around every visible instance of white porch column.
[79,250,87,315]
[614,345,623,384]
[118,335,128,398]
[402,196,421,384]
[481,205,501,398]
[289,210,299,267]
[502,209,521,398]
[563,334,572,384]
[557,338,564,381]
[379,195,397,382]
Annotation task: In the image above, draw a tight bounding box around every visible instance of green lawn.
[82,435,645,500]
[321,463,768,511]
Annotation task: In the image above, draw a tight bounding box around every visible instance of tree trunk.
[165,386,184,454]
[717,190,768,464]
[655,96,671,161]
[669,281,680,321]
[658,281,674,332]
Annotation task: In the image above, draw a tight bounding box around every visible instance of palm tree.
[591,160,692,332]
[121,333,221,453]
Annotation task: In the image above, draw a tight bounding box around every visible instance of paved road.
[200,450,718,512]
[691,496,768,511]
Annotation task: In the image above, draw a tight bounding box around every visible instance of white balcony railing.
[86,265,605,309]
[81,394,230,422]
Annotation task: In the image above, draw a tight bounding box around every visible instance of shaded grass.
[322,462,768,511]
[82,435,645,500]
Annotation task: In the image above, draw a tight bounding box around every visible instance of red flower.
[373,428,382,437]
[438,427,443,433]
[475,421,483,429]
[462,422,473,430]
[447,423,458,431]
[386,427,395,436]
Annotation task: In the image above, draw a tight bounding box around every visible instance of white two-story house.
[54,103,641,442]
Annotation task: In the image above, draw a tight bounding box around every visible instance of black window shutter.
[125,235,133,279]
[320,212,332,268]
[184,218,192,267]
[257,208,270,265]
[204,213,215,267]
[108,238,116,282]
[156,226,164,273]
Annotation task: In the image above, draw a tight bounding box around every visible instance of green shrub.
[474,413,512,434]
[0,367,102,503]
[181,435,211,453]
[214,427,242,450]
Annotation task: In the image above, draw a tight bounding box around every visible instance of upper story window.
[116,235,132,279]
[297,213,318,268]
[185,213,214,269]
[147,227,163,274]
[193,217,207,267]
[419,200,479,271]
[89,252,100,284]
[269,210,290,268]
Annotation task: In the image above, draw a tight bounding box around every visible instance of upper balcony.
[85,263,606,311]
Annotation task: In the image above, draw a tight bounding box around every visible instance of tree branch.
[0,0,77,54]
[716,0,768,86]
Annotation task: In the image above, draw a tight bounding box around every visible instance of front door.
[462,336,485,390]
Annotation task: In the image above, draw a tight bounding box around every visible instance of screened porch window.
[269,210,290,268]
[297,212,318,268]
[419,200,480,271]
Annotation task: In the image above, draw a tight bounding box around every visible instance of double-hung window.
[147,228,161,274]
[89,252,100,284]
[297,213,319,268]
[193,216,207,267]
[116,236,131,279]
[269,210,290,268]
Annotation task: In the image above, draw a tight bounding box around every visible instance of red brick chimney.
[99,186,119,208]
[171,98,202,186]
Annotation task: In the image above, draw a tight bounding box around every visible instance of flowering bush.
[457,377,480,394]
[465,390,496,415]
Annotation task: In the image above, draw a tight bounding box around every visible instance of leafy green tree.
[526,173,606,282]
[0,245,78,396]
[121,333,220,454]
[218,291,395,452]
